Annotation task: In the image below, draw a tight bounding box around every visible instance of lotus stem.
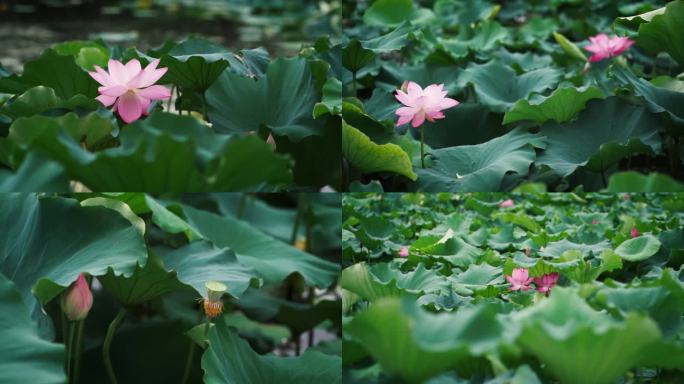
[352,71,357,97]
[73,320,85,384]
[66,321,76,383]
[103,308,126,384]
[420,125,425,169]
[180,341,196,384]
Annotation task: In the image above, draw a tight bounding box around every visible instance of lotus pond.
[0,0,342,192]
[341,0,684,192]
[342,192,684,383]
[0,193,341,383]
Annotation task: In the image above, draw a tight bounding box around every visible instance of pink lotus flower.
[399,246,409,258]
[583,34,634,63]
[499,199,514,208]
[89,59,171,123]
[506,268,533,291]
[534,272,559,295]
[631,227,639,238]
[395,82,459,128]
[61,273,93,321]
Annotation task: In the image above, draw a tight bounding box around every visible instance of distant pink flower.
[499,199,514,208]
[623,194,630,201]
[61,273,93,321]
[534,272,559,296]
[395,82,459,128]
[399,246,409,258]
[89,59,171,123]
[592,219,599,225]
[631,227,639,238]
[583,34,634,62]
[506,268,533,291]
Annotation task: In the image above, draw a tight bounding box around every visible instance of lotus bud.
[61,273,93,321]
[203,281,227,319]
[630,227,639,238]
[399,246,409,258]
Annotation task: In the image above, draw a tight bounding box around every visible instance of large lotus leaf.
[206,57,322,141]
[0,49,98,98]
[0,86,99,121]
[596,285,682,337]
[514,287,662,384]
[410,236,484,267]
[346,297,512,383]
[438,21,510,60]
[0,272,65,384]
[179,205,339,288]
[458,60,561,112]
[10,111,116,153]
[0,194,146,317]
[434,0,498,26]
[52,40,109,71]
[202,316,341,384]
[613,66,684,127]
[451,263,504,287]
[341,262,448,301]
[605,171,684,192]
[148,36,269,91]
[10,112,292,192]
[614,234,661,262]
[363,0,414,27]
[539,239,611,259]
[414,128,546,191]
[342,119,417,181]
[342,40,376,73]
[503,86,605,125]
[636,0,684,66]
[536,97,662,177]
[0,152,69,192]
[99,241,258,305]
[361,22,415,53]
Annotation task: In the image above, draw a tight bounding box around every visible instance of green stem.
[66,321,76,383]
[352,71,357,97]
[180,342,196,384]
[203,316,212,348]
[103,308,126,384]
[420,125,425,169]
[167,86,175,112]
[181,306,205,384]
[73,320,85,384]
[200,92,209,121]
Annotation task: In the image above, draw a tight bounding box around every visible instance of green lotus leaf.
[361,22,415,53]
[614,234,662,262]
[206,57,322,141]
[342,119,418,181]
[439,21,510,60]
[613,66,684,127]
[341,262,448,301]
[537,97,662,177]
[342,40,376,73]
[363,0,414,27]
[0,152,69,192]
[53,40,110,71]
[99,241,258,305]
[514,287,662,384]
[605,171,684,192]
[10,112,292,192]
[314,77,343,117]
[202,316,341,384]
[458,60,561,112]
[0,194,146,325]
[414,128,547,191]
[0,272,65,384]
[151,36,269,91]
[637,0,684,66]
[346,297,513,383]
[0,49,98,99]
[0,86,99,121]
[179,205,339,288]
[503,86,605,125]
[410,235,484,267]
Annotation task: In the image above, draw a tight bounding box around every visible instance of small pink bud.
[499,199,514,208]
[399,247,409,258]
[623,194,630,201]
[592,219,599,225]
[630,227,639,238]
[61,273,93,321]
